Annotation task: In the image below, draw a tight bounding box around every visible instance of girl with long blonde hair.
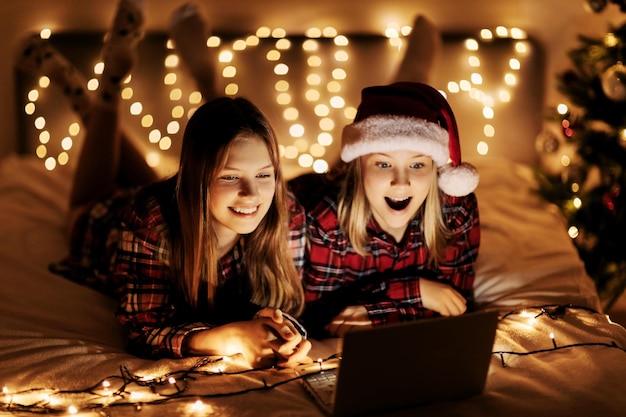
[295,82,480,338]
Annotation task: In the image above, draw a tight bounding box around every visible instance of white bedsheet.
[1,154,625,417]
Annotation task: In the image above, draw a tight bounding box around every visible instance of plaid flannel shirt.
[302,191,480,329]
[112,183,306,359]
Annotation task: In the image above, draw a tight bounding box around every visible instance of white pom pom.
[438,162,479,196]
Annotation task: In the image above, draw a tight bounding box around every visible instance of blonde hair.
[337,161,450,265]
[171,97,304,316]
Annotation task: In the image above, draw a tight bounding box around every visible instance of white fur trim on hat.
[340,114,449,165]
[438,161,479,197]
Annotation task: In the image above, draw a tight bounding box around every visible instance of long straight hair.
[171,97,304,316]
[337,160,450,265]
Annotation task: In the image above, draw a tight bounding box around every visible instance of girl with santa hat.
[292,81,480,338]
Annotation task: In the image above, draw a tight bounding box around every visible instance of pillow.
[470,157,601,312]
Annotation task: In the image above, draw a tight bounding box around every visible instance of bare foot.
[169,2,219,101]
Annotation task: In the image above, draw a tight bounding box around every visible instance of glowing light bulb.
[307,56,322,67]
[159,136,172,151]
[385,27,399,38]
[322,27,337,37]
[284,145,298,159]
[557,103,569,115]
[219,50,233,63]
[94,62,104,75]
[317,132,333,146]
[477,141,489,155]
[306,27,322,38]
[313,159,328,174]
[272,28,287,38]
[266,50,281,61]
[334,35,349,46]
[465,39,479,51]
[45,152,59,169]
[25,102,36,115]
[205,36,220,48]
[290,124,305,138]
[298,154,314,168]
[549,332,557,348]
[28,89,39,101]
[274,63,289,75]
[34,116,46,129]
[192,399,205,411]
[246,35,259,46]
[61,136,73,150]
[495,26,508,37]
[233,39,247,50]
[164,54,179,68]
[276,38,291,50]
[130,102,143,115]
[256,26,271,38]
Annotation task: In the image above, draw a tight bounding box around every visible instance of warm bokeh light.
[23,24,530,171]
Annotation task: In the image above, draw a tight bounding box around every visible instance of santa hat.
[341,82,479,197]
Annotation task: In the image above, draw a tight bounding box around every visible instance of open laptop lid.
[332,310,499,417]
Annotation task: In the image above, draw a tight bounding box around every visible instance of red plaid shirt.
[302,191,480,330]
[112,180,306,359]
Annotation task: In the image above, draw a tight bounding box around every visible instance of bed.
[2,151,626,417]
[3,25,626,417]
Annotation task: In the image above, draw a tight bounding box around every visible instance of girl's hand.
[186,308,312,368]
[276,337,313,368]
[253,308,313,368]
[326,305,372,337]
[420,279,467,316]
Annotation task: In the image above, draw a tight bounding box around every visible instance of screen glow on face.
[360,151,434,242]
[210,135,276,246]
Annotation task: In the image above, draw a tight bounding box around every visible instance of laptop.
[297,310,499,417]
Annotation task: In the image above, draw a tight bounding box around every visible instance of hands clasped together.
[249,307,313,368]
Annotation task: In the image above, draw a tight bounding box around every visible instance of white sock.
[15,35,91,123]
[98,0,145,105]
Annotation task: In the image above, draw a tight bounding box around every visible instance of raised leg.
[393,15,442,84]
[169,3,220,101]
[14,0,156,211]
[67,0,152,220]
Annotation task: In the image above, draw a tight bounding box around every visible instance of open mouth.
[230,206,259,215]
[385,197,411,211]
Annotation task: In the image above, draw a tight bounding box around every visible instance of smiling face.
[209,134,276,247]
[360,150,434,242]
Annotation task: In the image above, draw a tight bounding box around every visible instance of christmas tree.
[536,1,626,310]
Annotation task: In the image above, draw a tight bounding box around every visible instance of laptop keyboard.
[304,370,337,407]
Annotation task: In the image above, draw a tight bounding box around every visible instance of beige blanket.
[1,155,625,417]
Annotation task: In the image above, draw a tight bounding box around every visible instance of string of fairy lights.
[21,24,531,173]
[9,12,626,416]
[2,304,625,416]
[451,26,529,157]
